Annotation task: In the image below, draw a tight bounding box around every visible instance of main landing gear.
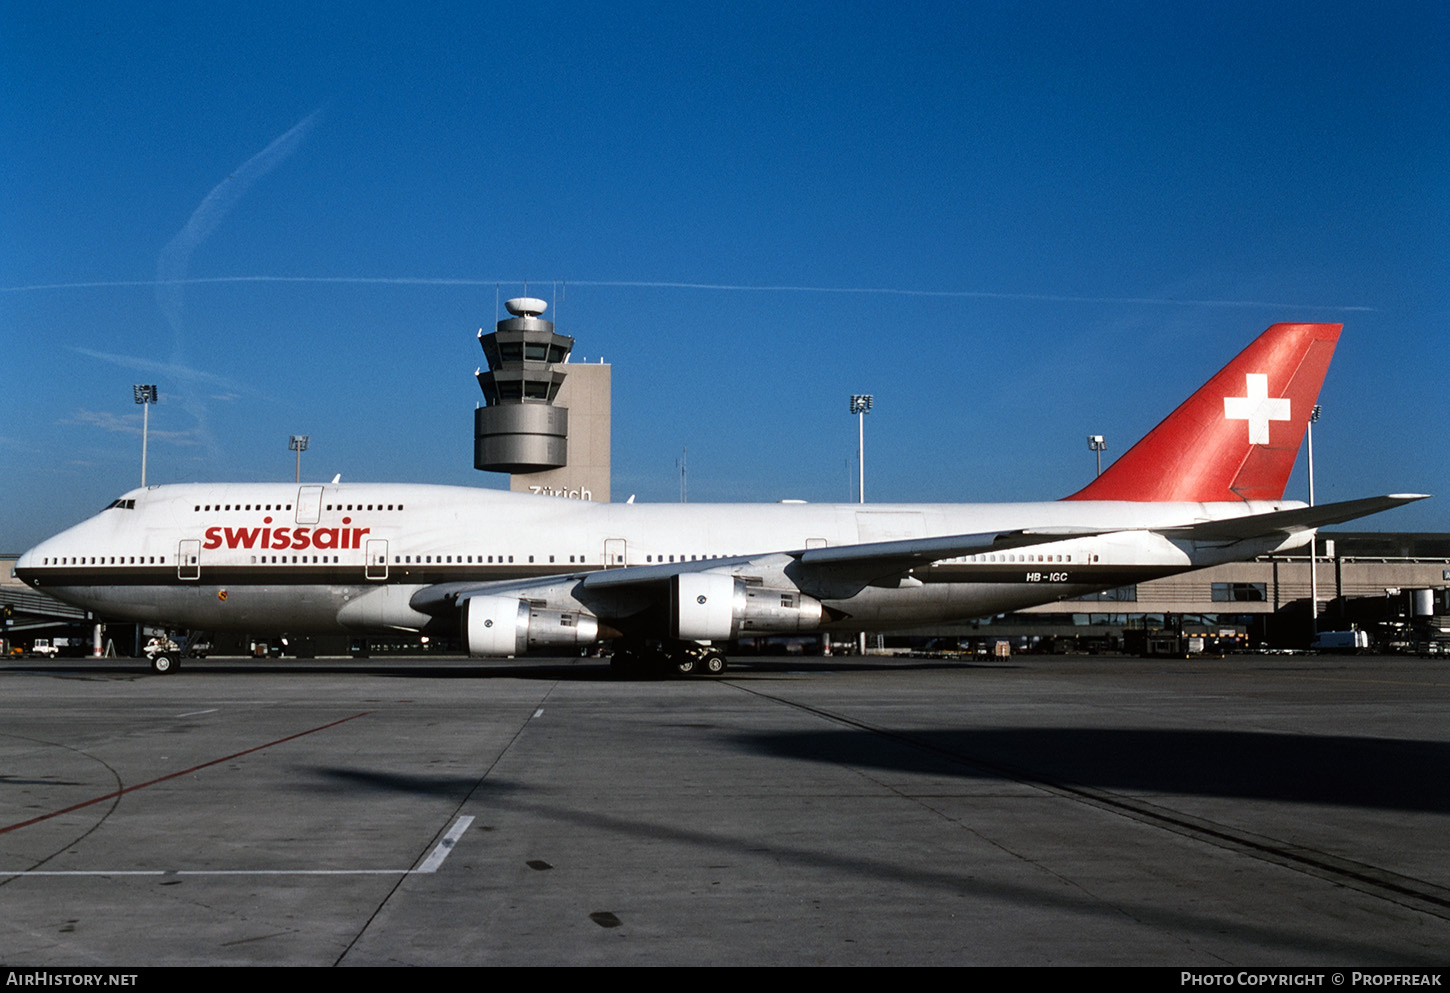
[609,642,729,679]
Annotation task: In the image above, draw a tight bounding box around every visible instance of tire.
[150,654,178,674]
[675,655,698,676]
[704,651,728,675]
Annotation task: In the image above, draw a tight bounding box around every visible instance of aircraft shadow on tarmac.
[741,728,1450,814]
[305,766,520,799]
[295,752,1431,964]
[293,726,1450,815]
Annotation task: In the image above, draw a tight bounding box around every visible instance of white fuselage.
[15,482,1310,639]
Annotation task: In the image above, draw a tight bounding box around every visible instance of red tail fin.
[1063,323,1341,503]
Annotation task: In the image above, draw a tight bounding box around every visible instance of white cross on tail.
[1223,373,1290,445]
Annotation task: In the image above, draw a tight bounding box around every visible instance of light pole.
[289,435,309,483]
[1306,405,1320,507]
[1307,404,1321,638]
[849,394,873,657]
[1087,435,1107,477]
[849,394,873,504]
[133,385,157,486]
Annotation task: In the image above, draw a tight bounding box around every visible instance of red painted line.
[0,711,372,835]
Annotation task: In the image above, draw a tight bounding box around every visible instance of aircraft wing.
[790,527,1120,572]
[411,494,1427,618]
[581,527,1124,588]
[579,494,1429,590]
[409,553,773,616]
[578,555,775,589]
[1153,494,1429,543]
[411,526,1121,613]
[581,493,1427,585]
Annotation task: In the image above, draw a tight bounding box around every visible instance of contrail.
[571,281,1376,312]
[67,347,253,394]
[1,275,1375,312]
[147,109,322,456]
[155,109,322,338]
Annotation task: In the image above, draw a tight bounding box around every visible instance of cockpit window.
[103,499,137,511]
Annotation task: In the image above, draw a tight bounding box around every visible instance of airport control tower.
[473,297,611,501]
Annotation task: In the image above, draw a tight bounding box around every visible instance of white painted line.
[2,814,478,878]
[7,869,415,876]
[417,814,474,874]
[533,707,544,718]
[177,709,219,717]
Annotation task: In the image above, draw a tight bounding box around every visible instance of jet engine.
[670,573,823,641]
[463,594,600,657]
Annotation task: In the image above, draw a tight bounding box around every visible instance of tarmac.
[0,652,1447,967]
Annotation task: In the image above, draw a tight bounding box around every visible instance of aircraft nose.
[14,544,37,578]
[14,540,50,587]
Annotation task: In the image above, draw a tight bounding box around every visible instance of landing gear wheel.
[703,650,728,675]
[150,654,178,674]
[674,656,698,676]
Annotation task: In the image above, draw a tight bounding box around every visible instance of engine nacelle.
[463,594,599,657]
[671,573,823,641]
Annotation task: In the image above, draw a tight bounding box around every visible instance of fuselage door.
[365,539,389,581]
[296,485,324,525]
[604,538,627,568]
[178,539,200,581]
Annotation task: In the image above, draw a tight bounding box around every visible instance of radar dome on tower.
[504,297,548,318]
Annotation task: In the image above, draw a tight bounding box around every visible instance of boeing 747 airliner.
[15,322,1425,673]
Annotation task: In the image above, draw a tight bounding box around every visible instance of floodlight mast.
[848,393,874,660]
[1087,434,1107,477]
[1307,404,1321,638]
[289,435,309,483]
[849,394,873,503]
[133,385,157,486]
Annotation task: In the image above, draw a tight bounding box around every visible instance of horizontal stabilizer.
[1154,494,1429,543]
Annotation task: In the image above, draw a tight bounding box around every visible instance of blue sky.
[3,0,1446,550]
